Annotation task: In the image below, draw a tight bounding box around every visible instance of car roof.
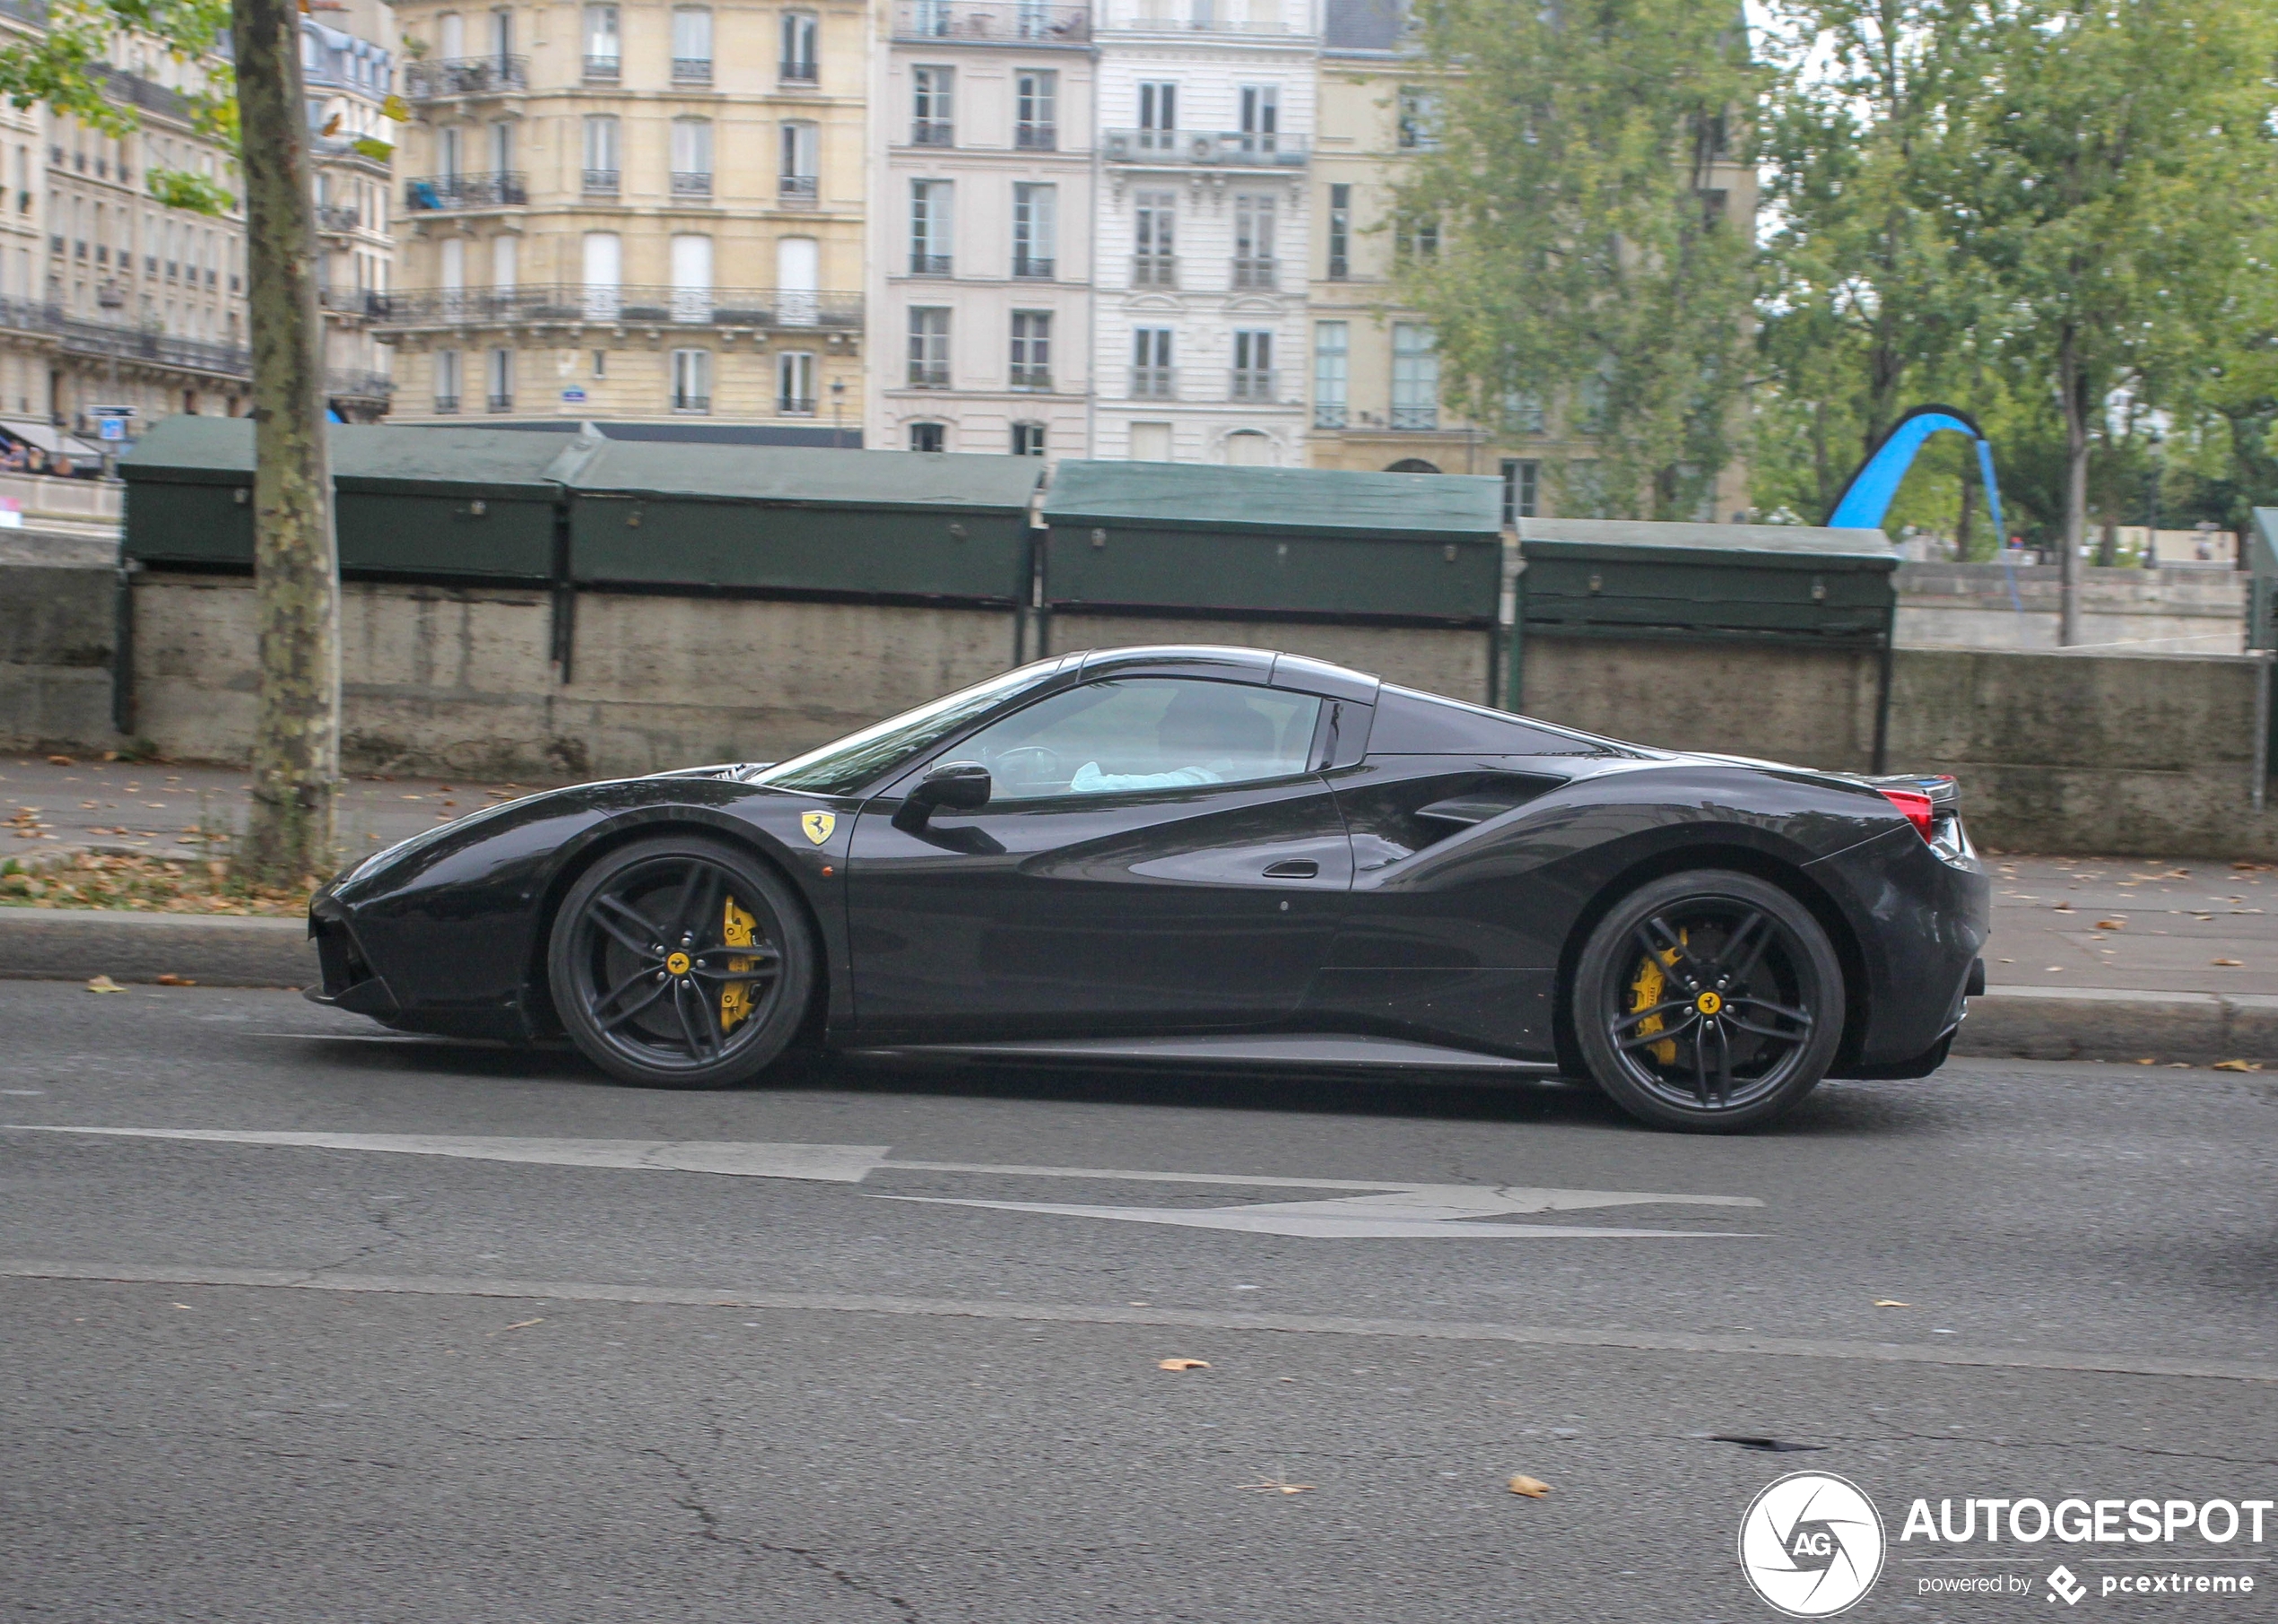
[1069,645,1380,704]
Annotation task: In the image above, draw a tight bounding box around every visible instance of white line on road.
[2,1125,1764,1241]
[4,1258,2269,1383]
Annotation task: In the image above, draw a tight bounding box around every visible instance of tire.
[1571,870,1844,1133]
[548,834,817,1090]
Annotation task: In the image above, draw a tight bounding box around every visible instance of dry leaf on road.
[154,974,196,986]
[84,976,125,993]
[1873,1299,1911,1307]
[2095,919,2126,931]
[2213,959,2245,967]
[1158,1358,1210,1371]
[1239,1475,1312,1495]
[1508,1474,1552,1498]
[2212,1059,2258,1073]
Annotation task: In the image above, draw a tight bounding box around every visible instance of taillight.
[1879,787,1935,842]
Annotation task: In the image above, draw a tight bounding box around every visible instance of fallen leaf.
[493,1317,545,1333]
[2213,1059,2256,1072]
[85,975,126,993]
[1508,1474,1552,1498]
[2095,919,2126,931]
[1158,1357,1210,1371]
[1873,1299,1911,1307]
[46,754,73,766]
[154,973,196,986]
[2213,959,2244,967]
[2137,1058,2156,1065]
[172,1303,194,1309]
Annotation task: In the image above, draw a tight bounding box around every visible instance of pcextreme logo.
[1738,1472,1888,1618]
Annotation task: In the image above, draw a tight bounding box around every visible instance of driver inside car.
[1070,684,1278,793]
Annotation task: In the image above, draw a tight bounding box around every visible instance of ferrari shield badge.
[800,811,836,846]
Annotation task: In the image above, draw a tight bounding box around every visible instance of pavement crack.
[311,1194,416,1275]
[639,1443,920,1622]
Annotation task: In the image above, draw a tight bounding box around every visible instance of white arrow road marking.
[874,1184,1762,1239]
[3,1127,1763,1238]
[1,1126,891,1183]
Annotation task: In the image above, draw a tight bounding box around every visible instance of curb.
[0,907,310,987]
[3,910,2274,1064]
[1953,985,2278,1065]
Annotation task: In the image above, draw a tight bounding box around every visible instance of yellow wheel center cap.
[665,951,691,976]
[1695,990,1724,1015]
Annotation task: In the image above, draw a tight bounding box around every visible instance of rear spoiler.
[1848,772,1960,810]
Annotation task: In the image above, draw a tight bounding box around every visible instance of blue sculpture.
[1826,403,2006,547]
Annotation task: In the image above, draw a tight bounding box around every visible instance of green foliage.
[144,165,233,213]
[0,0,237,214]
[1756,0,2278,543]
[1393,0,1762,519]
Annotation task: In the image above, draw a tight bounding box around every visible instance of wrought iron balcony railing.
[1230,369,1278,401]
[370,283,865,331]
[1129,365,1175,398]
[1014,122,1056,151]
[908,252,952,276]
[1131,255,1177,287]
[780,394,818,415]
[670,171,713,198]
[432,395,460,414]
[672,56,713,83]
[1100,129,1308,167]
[673,394,712,414]
[1231,256,1277,289]
[486,392,515,413]
[1312,403,1349,430]
[1387,404,1440,430]
[893,2,1091,43]
[1012,256,1055,280]
[583,168,621,195]
[315,204,361,235]
[910,120,954,147]
[321,287,395,319]
[405,172,527,211]
[327,370,396,400]
[584,54,621,82]
[778,174,819,206]
[404,56,528,100]
[780,58,819,83]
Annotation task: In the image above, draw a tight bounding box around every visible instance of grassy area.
[0,851,312,916]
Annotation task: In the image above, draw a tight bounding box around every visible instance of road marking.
[3,1259,2270,1383]
[2,1126,1762,1239]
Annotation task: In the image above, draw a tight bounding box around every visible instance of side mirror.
[891,760,992,832]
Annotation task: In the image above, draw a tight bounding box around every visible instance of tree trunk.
[232,0,340,884]
[2057,328,2089,647]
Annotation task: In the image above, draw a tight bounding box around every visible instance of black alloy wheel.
[1572,870,1845,1133]
[548,835,815,1089]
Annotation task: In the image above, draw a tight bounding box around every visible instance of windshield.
[751,658,1066,797]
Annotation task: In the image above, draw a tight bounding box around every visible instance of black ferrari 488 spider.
[308,646,1988,1131]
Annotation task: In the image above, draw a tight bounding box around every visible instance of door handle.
[1262,859,1319,879]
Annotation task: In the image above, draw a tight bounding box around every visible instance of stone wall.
[1896,560,2244,655]
[9,562,2278,858]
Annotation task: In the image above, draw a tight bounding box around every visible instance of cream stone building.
[380,0,868,436]
[865,0,1096,462]
[1310,0,1754,523]
[307,0,407,422]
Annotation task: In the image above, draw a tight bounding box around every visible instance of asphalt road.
[3,980,2274,1622]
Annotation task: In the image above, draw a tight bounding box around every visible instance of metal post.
[1870,601,1897,775]
[1500,536,1526,713]
[110,558,139,736]
[2254,651,2271,816]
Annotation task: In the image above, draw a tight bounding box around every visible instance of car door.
[844,675,1352,1041]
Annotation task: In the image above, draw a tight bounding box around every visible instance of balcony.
[326,370,396,402]
[1130,365,1175,398]
[1312,403,1348,430]
[1014,122,1056,151]
[583,168,621,195]
[583,54,621,83]
[893,2,1091,44]
[1012,256,1055,280]
[320,287,394,320]
[432,395,460,414]
[369,282,865,332]
[55,314,249,379]
[405,172,527,211]
[1131,255,1177,287]
[487,392,515,413]
[1100,129,1308,168]
[1111,5,1292,35]
[672,56,714,84]
[778,174,819,207]
[1230,369,1277,401]
[907,365,949,389]
[670,171,714,199]
[404,56,528,100]
[1388,404,1439,430]
[1231,256,1277,290]
[779,394,817,415]
[780,58,819,84]
[674,395,712,414]
[908,252,952,276]
[1009,369,1052,392]
[910,120,954,147]
[315,203,361,235]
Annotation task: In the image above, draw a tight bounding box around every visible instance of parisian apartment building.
[379,0,869,438]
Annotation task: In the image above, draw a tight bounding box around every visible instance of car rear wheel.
[549,835,815,1090]
[1572,870,1844,1133]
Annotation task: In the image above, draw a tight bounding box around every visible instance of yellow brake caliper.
[720,896,758,1032]
[1629,929,1687,1066]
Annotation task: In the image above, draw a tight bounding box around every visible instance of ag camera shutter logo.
[1738,1472,1888,1617]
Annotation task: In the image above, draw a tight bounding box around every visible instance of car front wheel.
[548,835,816,1090]
[1572,870,1845,1133]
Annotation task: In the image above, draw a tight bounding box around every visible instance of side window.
[959,679,1322,800]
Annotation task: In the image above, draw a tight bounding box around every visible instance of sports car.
[308,645,1989,1131]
